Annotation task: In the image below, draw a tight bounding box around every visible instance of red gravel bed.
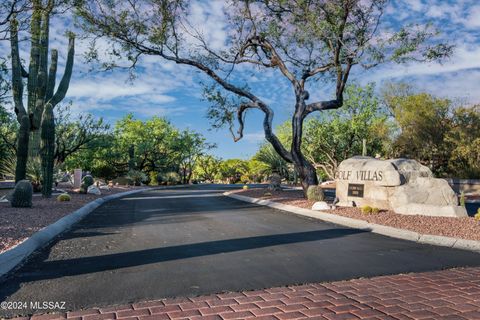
[0,186,147,253]
[9,267,480,319]
[235,189,480,241]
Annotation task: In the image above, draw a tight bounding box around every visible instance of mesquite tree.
[10,0,74,197]
[76,0,452,193]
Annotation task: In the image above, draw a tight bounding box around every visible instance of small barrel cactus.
[57,193,71,202]
[82,175,94,188]
[361,205,373,214]
[306,185,325,201]
[10,179,33,208]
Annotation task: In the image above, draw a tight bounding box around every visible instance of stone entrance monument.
[335,156,467,217]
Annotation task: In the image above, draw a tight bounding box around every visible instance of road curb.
[224,192,480,253]
[0,186,184,279]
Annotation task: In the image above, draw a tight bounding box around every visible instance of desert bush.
[92,164,116,181]
[127,170,147,186]
[243,185,249,190]
[306,185,325,201]
[164,171,181,185]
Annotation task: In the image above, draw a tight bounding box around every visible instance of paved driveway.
[1,185,480,317]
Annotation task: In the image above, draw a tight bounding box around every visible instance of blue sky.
[2,0,480,159]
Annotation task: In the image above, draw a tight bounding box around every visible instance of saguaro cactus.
[10,1,75,196]
[40,103,55,197]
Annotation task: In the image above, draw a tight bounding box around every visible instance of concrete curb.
[0,186,186,279]
[224,192,480,253]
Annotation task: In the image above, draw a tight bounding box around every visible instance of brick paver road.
[11,267,480,320]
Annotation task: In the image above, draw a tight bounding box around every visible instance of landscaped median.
[0,186,179,278]
[225,189,480,252]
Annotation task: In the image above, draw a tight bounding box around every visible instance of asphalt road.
[2,185,480,317]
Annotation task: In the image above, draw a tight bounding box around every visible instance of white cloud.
[464,5,480,29]
[243,131,266,144]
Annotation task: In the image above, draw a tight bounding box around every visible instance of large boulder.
[335,156,466,217]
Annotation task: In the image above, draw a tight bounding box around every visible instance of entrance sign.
[335,156,467,218]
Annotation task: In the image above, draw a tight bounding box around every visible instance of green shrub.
[112,176,133,186]
[361,205,373,214]
[240,174,250,184]
[460,191,466,207]
[127,170,148,186]
[306,185,325,201]
[57,193,71,202]
[371,207,380,214]
[92,164,116,181]
[164,171,181,185]
[149,171,162,186]
[475,209,480,221]
[243,185,249,190]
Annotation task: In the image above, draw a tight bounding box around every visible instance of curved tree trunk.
[290,93,319,195]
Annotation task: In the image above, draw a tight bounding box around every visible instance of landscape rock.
[87,185,101,195]
[335,156,467,217]
[312,201,330,211]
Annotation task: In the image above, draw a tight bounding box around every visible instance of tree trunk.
[15,115,30,182]
[291,93,318,195]
[40,104,55,197]
[128,144,135,171]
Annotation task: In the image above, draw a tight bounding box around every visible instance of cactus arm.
[10,16,26,120]
[49,35,75,107]
[21,65,29,78]
[45,49,58,101]
[35,10,51,120]
[27,1,42,128]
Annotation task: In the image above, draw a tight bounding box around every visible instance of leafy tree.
[177,129,215,184]
[193,155,221,183]
[77,0,452,195]
[445,105,480,178]
[218,159,248,184]
[383,85,453,175]
[54,104,110,164]
[303,84,392,179]
[112,114,180,174]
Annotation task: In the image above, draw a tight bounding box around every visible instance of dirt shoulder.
[0,185,148,253]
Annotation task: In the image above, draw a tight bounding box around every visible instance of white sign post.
[73,169,82,188]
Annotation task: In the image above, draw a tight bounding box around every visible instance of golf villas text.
[335,170,384,182]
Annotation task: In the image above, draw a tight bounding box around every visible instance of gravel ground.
[236,188,480,241]
[0,185,147,253]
